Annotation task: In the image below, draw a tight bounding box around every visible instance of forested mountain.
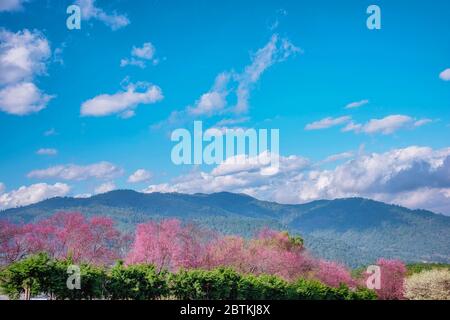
[1,190,449,267]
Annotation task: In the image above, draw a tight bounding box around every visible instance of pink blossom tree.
[126,219,209,271]
[314,260,355,288]
[371,258,407,300]
[1,213,123,266]
[0,221,30,265]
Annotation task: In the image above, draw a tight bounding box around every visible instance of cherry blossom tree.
[366,258,406,300]
[126,219,210,271]
[314,260,355,288]
[1,213,123,266]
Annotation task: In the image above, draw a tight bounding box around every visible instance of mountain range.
[1,190,449,267]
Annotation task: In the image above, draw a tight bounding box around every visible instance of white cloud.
[0,81,53,115]
[80,82,163,117]
[36,148,58,156]
[234,35,301,113]
[0,28,50,85]
[74,193,92,199]
[171,34,300,121]
[27,161,123,181]
[0,29,53,115]
[305,116,351,130]
[0,0,27,12]
[414,118,433,127]
[362,115,413,134]
[94,181,116,194]
[188,73,230,116]
[128,169,152,183]
[345,99,369,109]
[76,0,129,30]
[0,183,5,194]
[321,152,354,164]
[439,68,450,81]
[342,115,432,135]
[120,42,159,68]
[144,146,450,215]
[0,183,70,210]
[215,117,251,126]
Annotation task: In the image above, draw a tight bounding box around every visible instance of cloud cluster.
[94,181,116,194]
[27,161,123,181]
[128,169,152,183]
[0,29,54,115]
[144,146,450,215]
[76,0,129,30]
[81,82,163,117]
[0,183,70,210]
[121,42,159,68]
[305,115,432,135]
[165,34,300,125]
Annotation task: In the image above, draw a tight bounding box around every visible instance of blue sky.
[1,0,450,214]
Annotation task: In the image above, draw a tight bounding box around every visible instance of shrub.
[0,252,54,300]
[106,261,168,300]
[169,268,241,300]
[237,274,290,300]
[405,269,450,300]
[290,278,376,300]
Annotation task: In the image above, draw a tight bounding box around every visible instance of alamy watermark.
[66,265,81,290]
[171,121,280,175]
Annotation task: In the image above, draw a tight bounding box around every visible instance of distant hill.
[1,190,449,267]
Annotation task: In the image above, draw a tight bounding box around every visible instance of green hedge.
[0,254,376,300]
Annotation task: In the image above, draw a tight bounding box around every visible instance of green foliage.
[107,261,168,300]
[0,253,53,299]
[169,268,241,300]
[289,278,376,300]
[237,274,290,300]
[50,260,107,300]
[0,255,376,300]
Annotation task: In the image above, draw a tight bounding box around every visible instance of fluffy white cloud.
[0,82,53,115]
[80,82,163,117]
[144,146,450,215]
[76,0,129,30]
[0,0,27,12]
[0,29,50,85]
[362,115,413,134]
[439,68,450,81]
[175,34,300,120]
[345,99,369,109]
[128,169,152,183]
[144,152,310,195]
[94,181,116,194]
[121,42,159,68]
[305,116,351,130]
[27,161,123,181]
[0,29,53,115]
[0,183,70,210]
[36,148,57,156]
[188,73,229,116]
